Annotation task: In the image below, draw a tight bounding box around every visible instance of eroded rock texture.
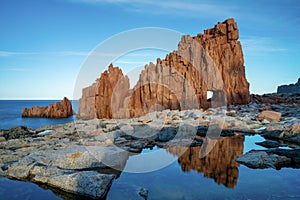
[78,18,250,119]
[22,97,73,118]
[78,64,130,119]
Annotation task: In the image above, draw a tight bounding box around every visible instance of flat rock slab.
[262,130,300,144]
[4,145,125,199]
[18,165,115,199]
[236,148,300,169]
[37,169,115,199]
[7,145,130,172]
[236,150,291,169]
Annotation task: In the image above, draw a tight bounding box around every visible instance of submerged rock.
[138,187,149,200]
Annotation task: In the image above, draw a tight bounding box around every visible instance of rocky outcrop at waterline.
[236,149,300,169]
[277,78,300,94]
[22,97,73,118]
[78,18,250,119]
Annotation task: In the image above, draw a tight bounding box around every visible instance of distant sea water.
[0,100,78,130]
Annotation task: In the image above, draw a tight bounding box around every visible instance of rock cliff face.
[78,18,250,119]
[22,97,73,118]
[277,78,300,94]
[78,64,130,119]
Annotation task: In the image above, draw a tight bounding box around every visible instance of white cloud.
[0,51,38,57]
[0,67,31,72]
[240,36,287,54]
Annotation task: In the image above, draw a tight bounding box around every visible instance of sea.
[0,100,78,130]
[1,100,300,199]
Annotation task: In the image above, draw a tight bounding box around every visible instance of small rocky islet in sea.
[1,18,300,199]
[21,97,73,118]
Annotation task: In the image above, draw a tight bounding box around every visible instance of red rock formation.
[78,64,130,119]
[78,18,250,119]
[22,97,73,118]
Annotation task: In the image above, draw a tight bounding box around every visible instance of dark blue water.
[0,178,61,200]
[0,100,78,130]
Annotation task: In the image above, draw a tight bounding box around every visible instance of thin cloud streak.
[0,51,39,57]
[241,36,288,54]
[0,67,31,72]
[70,0,235,18]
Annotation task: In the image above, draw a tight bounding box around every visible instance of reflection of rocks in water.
[166,135,244,188]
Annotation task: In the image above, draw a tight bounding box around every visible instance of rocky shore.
[1,96,300,198]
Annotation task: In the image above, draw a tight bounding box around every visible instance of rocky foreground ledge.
[1,101,300,198]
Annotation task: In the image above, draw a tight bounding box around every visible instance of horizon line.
[0,98,79,101]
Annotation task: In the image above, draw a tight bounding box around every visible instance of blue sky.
[0,0,299,99]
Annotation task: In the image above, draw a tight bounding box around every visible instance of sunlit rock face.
[78,64,130,119]
[166,135,245,188]
[22,97,73,118]
[78,18,250,119]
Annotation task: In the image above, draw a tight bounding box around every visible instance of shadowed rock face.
[166,135,245,188]
[22,97,73,118]
[78,18,250,119]
[277,78,300,94]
